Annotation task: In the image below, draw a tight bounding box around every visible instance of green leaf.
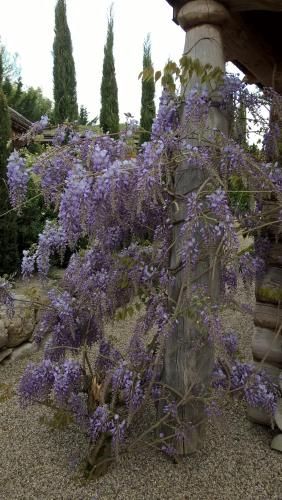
[155,70,161,82]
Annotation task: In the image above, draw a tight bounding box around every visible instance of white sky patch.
[0,0,184,122]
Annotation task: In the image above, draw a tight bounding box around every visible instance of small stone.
[246,405,271,426]
[271,433,282,452]
[6,295,36,347]
[9,342,39,362]
[0,348,12,363]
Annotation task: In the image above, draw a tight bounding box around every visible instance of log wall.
[250,201,282,427]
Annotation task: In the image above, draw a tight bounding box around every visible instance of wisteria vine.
[1,60,282,477]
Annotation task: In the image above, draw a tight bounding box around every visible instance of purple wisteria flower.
[31,115,49,135]
[52,125,69,146]
[21,250,36,278]
[59,163,91,246]
[151,90,178,139]
[213,361,280,415]
[53,360,83,404]
[89,405,111,443]
[35,220,67,276]
[222,332,238,358]
[184,86,210,128]
[18,359,56,405]
[244,372,280,415]
[239,252,265,285]
[7,151,29,208]
[120,117,139,140]
[207,188,234,239]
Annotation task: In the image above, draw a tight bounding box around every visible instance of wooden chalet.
[163,0,282,452]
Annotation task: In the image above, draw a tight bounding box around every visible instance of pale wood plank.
[254,302,282,330]
[252,326,282,366]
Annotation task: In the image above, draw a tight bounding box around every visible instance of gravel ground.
[0,289,282,500]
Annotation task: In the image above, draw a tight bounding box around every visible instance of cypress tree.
[100,9,119,135]
[0,53,2,84]
[53,0,78,124]
[233,103,247,146]
[140,35,155,145]
[0,53,19,275]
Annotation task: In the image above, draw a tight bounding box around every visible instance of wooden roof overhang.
[166,0,282,94]
[9,107,32,133]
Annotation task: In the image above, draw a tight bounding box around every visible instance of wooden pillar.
[162,0,230,454]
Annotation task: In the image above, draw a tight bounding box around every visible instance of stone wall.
[0,288,42,364]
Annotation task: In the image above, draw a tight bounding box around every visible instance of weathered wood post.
[162,0,230,454]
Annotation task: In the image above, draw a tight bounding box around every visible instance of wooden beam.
[222,14,282,93]
[167,0,282,12]
[8,107,32,132]
[222,0,282,11]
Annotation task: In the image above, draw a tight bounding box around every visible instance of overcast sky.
[0,0,186,122]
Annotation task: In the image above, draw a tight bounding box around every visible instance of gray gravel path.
[0,290,281,500]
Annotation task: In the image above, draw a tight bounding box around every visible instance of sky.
[0,0,186,122]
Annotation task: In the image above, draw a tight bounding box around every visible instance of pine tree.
[79,105,88,125]
[53,0,78,124]
[140,35,155,145]
[100,9,119,135]
[0,53,19,275]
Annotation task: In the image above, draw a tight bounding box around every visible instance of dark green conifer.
[100,9,119,135]
[79,105,88,125]
[0,53,19,275]
[0,53,3,84]
[53,0,78,123]
[140,35,155,144]
[233,103,247,146]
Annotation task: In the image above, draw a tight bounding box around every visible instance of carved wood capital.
[177,0,230,31]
